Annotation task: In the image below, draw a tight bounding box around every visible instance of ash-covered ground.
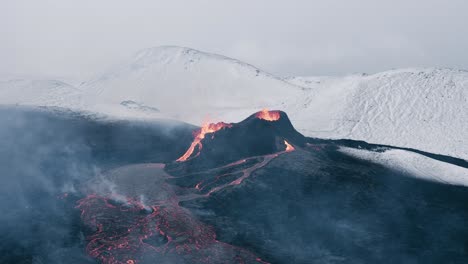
[1,107,467,264]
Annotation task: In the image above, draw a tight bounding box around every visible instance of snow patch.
[339,147,468,187]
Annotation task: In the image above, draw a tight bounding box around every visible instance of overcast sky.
[2,0,468,79]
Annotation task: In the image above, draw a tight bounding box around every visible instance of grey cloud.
[1,0,467,78]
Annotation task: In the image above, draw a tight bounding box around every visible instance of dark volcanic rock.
[2,107,468,264]
[167,110,307,174]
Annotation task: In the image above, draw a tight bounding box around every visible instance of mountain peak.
[132,45,203,64]
[128,45,277,79]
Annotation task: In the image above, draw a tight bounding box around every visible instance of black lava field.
[1,107,467,264]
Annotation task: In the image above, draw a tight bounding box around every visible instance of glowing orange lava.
[256,109,280,121]
[284,140,295,152]
[176,122,232,162]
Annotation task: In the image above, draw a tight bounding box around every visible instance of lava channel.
[284,140,295,152]
[177,122,232,162]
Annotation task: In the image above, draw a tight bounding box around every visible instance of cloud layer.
[2,0,468,78]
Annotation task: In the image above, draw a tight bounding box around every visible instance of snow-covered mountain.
[0,46,466,160]
[79,46,303,120]
[286,68,468,160]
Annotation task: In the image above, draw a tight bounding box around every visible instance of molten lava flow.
[256,108,280,121]
[284,140,295,152]
[76,190,268,263]
[177,121,232,162]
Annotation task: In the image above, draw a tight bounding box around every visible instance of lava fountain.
[256,109,280,121]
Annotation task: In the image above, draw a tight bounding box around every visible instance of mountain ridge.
[0,46,466,160]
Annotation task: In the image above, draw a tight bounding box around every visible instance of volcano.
[168,109,306,172]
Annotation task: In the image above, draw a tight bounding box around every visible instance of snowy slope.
[0,79,81,107]
[286,68,468,160]
[339,147,468,187]
[0,47,466,160]
[79,46,303,121]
